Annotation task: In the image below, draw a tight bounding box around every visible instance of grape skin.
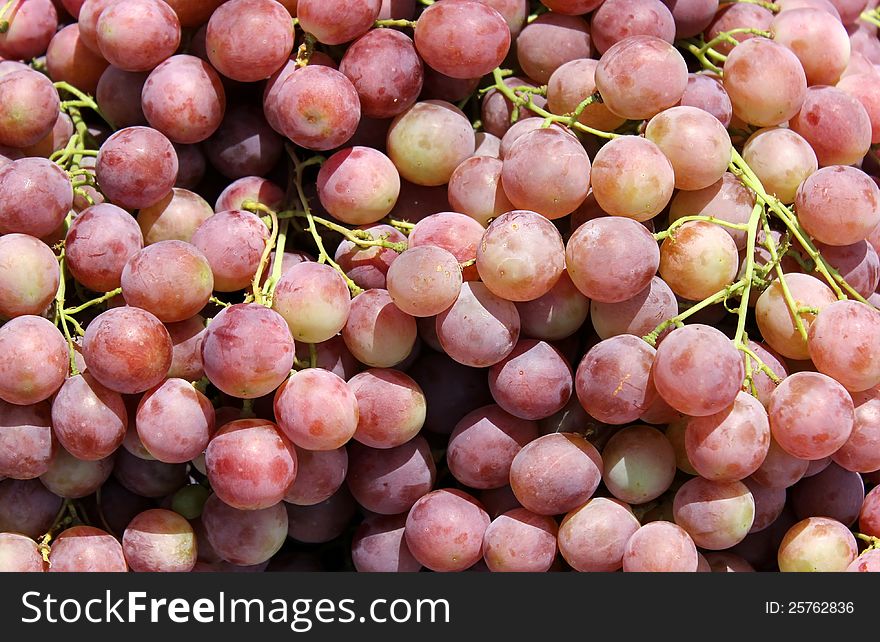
[0,316,68,406]
[346,436,436,514]
[558,497,640,572]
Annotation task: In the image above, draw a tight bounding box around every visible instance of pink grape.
[0,399,53,480]
[346,436,435,514]
[754,273,836,360]
[509,432,603,516]
[838,73,880,145]
[808,300,880,392]
[591,0,676,54]
[408,211,484,281]
[481,508,558,572]
[272,262,352,343]
[205,0,294,82]
[744,477,787,533]
[501,128,591,220]
[351,513,421,573]
[813,241,880,299]
[136,188,214,245]
[201,494,288,566]
[339,28,423,119]
[769,371,855,460]
[834,386,880,473]
[214,176,284,213]
[847,549,880,572]
[297,0,381,46]
[66,203,144,292]
[0,0,57,60]
[477,210,566,302]
[558,497,640,572]
[342,289,417,368]
[94,0,179,72]
[348,368,426,449]
[566,217,660,303]
[751,437,809,488]
[201,304,295,399]
[652,324,744,417]
[547,59,627,132]
[447,404,539,489]
[685,392,771,482]
[0,533,45,572]
[0,316,68,406]
[678,73,733,127]
[387,100,474,186]
[590,277,678,340]
[190,209,269,292]
[284,445,348,506]
[791,462,864,526]
[706,3,774,55]
[39,447,114,498]
[96,126,178,209]
[0,479,62,538]
[49,526,128,572]
[770,8,851,86]
[203,103,282,179]
[447,156,514,228]
[722,37,807,127]
[136,378,214,464]
[52,372,126,461]
[673,477,755,550]
[0,158,73,238]
[166,316,206,381]
[589,135,675,221]
[316,146,401,226]
[795,165,880,247]
[273,65,361,151]
[121,241,213,323]
[0,234,60,319]
[386,246,463,317]
[861,485,880,536]
[575,335,657,425]
[123,509,197,572]
[82,307,172,395]
[274,369,359,451]
[96,67,148,129]
[0,70,60,148]
[206,419,297,510]
[435,282,521,367]
[142,55,225,145]
[515,272,590,341]
[741,127,817,204]
[404,488,490,572]
[604,424,676,504]
[114,449,187,496]
[595,36,689,120]
[646,105,731,191]
[778,517,857,572]
[622,521,699,572]
[414,0,510,80]
[790,86,872,167]
[515,13,591,84]
[662,0,720,38]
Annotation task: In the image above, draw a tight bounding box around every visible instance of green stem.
[309,343,318,369]
[861,9,880,29]
[490,68,620,139]
[0,0,15,32]
[264,218,290,303]
[374,19,417,28]
[53,81,112,128]
[287,146,363,296]
[733,202,764,347]
[63,287,122,316]
[643,278,747,346]
[720,0,779,11]
[654,214,751,242]
[251,207,279,306]
[53,257,80,377]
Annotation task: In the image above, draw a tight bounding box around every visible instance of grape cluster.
[0,0,879,574]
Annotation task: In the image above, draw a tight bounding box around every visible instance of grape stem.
[642,278,747,347]
[62,287,122,316]
[53,254,81,377]
[0,0,14,33]
[294,33,316,67]
[53,81,112,129]
[250,206,278,306]
[861,8,880,29]
[374,19,417,29]
[856,532,880,550]
[653,214,750,242]
[286,145,365,296]
[489,68,620,140]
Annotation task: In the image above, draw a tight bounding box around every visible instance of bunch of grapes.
[0,0,879,574]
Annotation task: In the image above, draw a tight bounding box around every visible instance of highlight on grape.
[0,0,879,575]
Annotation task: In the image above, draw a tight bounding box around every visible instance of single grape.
[285,445,348,506]
[791,462,864,526]
[623,521,699,572]
[351,513,421,572]
[123,509,197,572]
[0,234,60,319]
[348,368,425,449]
[96,66,148,129]
[346,436,435,514]
[316,146,400,226]
[515,13,591,84]
[49,526,128,572]
[790,86,872,167]
[274,369,359,451]
[297,0,381,46]
[286,487,357,544]
[482,508,558,572]
[558,497,640,572]
[0,399,53,480]
[0,70,60,148]
[590,277,678,340]
[342,289,417,368]
[0,533,45,572]
[547,59,627,132]
[201,494,288,566]
[96,126,178,209]
[674,477,755,550]
[39,447,114,499]
[778,517,857,572]
[0,316,68,406]
[272,262,352,343]
[52,372,126,461]
[386,246,462,317]
[201,304,295,399]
